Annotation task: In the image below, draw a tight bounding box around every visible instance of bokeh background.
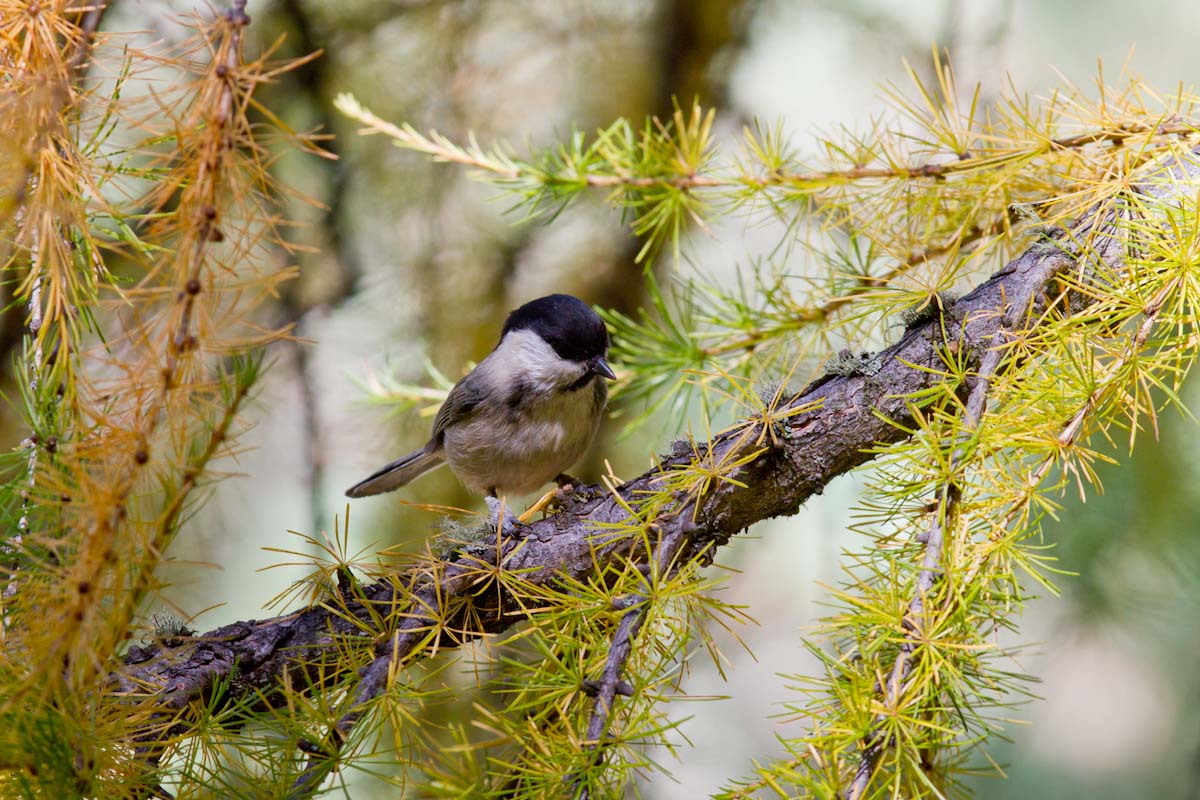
[14,0,1200,796]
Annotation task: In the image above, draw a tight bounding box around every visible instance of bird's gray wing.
[429,373,486,447]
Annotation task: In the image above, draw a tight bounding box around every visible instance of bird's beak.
[589,357,617,380]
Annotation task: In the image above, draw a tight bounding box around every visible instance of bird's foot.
[556,474,604,501]
[553,472,583,490]
[552,473,604,505]
[485,494,521,536]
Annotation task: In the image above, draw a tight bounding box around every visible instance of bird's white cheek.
[491,329,588,390]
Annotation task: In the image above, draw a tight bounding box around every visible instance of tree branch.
[337,93,1195,193]
[113,147,1200,791]
[2,0,112,628]
[286,599,433,798]
[574,522,690,799]
[846,324,1009,800]
[845,161,1192,797]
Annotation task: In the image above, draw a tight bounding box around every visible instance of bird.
[345,293,616,531]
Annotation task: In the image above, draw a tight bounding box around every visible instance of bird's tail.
[345,449,445,498]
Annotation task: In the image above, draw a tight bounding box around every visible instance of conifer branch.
[2,0,111,637]
[575,523,690,799]
[337,91,1196,195]
[974,244,1187,576]
[846,326,1010,800]
[44,0,257,687]
[0,3,323,793]
[699,214,1010,358]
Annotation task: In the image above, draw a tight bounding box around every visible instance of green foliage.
[404,557,737,797]
[716,186,1200,799]
[335,93,717,263]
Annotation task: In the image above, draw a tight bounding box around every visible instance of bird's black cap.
[501,294,610,362]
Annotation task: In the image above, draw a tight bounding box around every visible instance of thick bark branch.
[114,147,1200,756]
[113,236,1070,711]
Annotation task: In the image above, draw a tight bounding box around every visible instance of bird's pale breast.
[443,377,605,496]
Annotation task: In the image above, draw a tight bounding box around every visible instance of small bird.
[345,293,616,530]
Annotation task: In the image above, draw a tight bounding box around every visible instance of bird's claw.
[552,473,604,506]
[553,472,582,489]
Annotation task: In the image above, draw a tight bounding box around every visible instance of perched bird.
[345,293,616,530]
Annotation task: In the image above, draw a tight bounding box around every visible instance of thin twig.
[573,524,689,799]
[126,369,256,618]
[2,0,112,637]
[340,97,1196,193]
[287,635,415,797]
[846,323,1009,800]
[700,215,1009,359]
[286,578,438,799]
[292,330,326,535]
[69,2,109,73]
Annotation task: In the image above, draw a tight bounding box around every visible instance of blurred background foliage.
[4,0,1199,797]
